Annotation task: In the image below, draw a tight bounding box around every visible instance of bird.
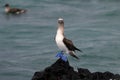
[55,18,82,59]
[4,3,27,14]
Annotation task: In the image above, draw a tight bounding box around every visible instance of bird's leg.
[56,51,64,58]
[56,51,67,62]
[61,55,67,62]
[60,51,67,62]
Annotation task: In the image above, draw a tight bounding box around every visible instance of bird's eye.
[58,20,64,24]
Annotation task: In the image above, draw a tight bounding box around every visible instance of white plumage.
[55,18,82,59]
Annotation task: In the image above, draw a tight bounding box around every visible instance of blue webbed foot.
[56,51,67,62]
[61,55,67,62]
[56,51,63,58]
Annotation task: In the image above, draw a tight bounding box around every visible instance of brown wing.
[10,8,20,13]
[63,38,82,52]
[10,8,26,14]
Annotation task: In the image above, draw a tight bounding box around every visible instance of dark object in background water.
[32,58,120,80]
[4,3,27,14]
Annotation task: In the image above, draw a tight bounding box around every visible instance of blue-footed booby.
[55,18,82,59]
[4,4,27,14]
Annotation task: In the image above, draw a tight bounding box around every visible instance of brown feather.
[63,38,82,52]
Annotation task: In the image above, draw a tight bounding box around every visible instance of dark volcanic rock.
[32,58,120,80]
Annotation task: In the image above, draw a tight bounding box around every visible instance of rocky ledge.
[32,58,120,80]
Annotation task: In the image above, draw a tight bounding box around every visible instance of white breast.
[55,34,69,53]
[5,8,9,13]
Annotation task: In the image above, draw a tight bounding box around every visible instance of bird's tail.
[69,51,79,59]
[21,9,27,13]
[75,47,83,52]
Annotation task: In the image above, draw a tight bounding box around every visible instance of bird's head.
[4,4,10,7]
[58,18,64,25]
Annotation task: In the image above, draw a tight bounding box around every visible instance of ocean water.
[0,0,120,80]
